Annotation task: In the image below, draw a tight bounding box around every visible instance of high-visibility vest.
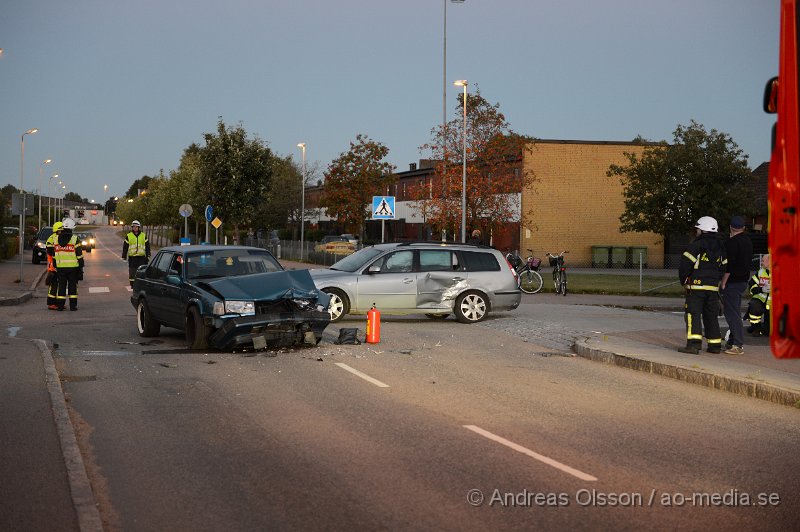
[749,268,771,307]
[126,232,148,256]
[54,236,80,268]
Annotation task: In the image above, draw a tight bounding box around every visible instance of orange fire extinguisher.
[366,303,381,344]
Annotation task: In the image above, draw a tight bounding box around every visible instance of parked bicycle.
[505,249,544,294]
[546,251,568,295]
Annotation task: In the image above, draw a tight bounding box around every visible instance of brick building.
[521,139,663,267]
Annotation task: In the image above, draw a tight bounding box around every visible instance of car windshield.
[37,228,53,241]
[329,246,384,272]
[185,249,283,279]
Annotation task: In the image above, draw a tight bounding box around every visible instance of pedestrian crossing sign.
[372,196,395,220]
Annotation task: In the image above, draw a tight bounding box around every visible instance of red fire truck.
[764,0,800,358]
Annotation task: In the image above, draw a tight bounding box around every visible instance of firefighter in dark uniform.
[49,218,84,311]
[122,220,150,287]
[678,216,728,354]
[45,221,63,310]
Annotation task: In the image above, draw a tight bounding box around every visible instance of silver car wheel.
[455,291,488,323]
[323,288,348,322]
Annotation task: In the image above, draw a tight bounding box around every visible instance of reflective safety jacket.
[679,233,727,291]
[122,231,150,259]
[748,267,772,308]
[51,234,83,269]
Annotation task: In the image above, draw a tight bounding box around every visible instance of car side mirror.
[165,274,181,285]
[367,264,381,274]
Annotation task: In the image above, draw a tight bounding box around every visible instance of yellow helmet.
[52,221,64,232]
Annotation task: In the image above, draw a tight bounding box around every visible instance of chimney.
[410,163,417,171]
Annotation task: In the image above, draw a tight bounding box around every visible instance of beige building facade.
[521,140,664,268]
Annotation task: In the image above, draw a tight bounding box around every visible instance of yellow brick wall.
[521,141,664,267]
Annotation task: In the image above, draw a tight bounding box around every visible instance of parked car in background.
[309,242,521,323]
[341,233,358,246]
[314,235,356,255]
[131,245,331,350]
[2,227,19,236]
[31,227,53,264]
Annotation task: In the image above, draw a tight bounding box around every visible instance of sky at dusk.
[1,0,779,204]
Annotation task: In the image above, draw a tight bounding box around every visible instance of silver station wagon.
[309,242,521,323]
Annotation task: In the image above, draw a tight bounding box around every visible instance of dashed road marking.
[88,287,110,293]
[463,424,598,482]
[334,363,389,388]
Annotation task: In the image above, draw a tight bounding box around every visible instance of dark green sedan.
[131,245,331,350]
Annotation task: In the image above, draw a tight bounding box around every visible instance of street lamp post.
[48,174,60,226]
[38,159,52,230]
[19,128,38,282]
[454,80,468,242]
[297,143,306,261]
[443,1,466,133]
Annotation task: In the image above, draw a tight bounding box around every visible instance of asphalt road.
[9,226,800,530]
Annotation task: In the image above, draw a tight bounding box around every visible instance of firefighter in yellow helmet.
[122,220,150,287]
[45,221,64,309]
[48,218,84,311]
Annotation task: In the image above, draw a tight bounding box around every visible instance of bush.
[0,233,18,260]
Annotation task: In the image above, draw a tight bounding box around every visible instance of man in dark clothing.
[720,215,753,355]
[678,216,727,355]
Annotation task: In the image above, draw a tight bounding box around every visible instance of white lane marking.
[88,287,110,293]
[463,425,598,482]
[334,363,389,388]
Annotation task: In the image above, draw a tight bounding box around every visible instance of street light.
[19,128,38,282]
[48,174,60,226]
[297,143,306,261]
[454,80,468,243]
[38,158,52,229]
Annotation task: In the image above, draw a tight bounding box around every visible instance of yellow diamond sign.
[211,217,222,229]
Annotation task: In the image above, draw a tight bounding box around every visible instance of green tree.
[125,175,154,198]
[260,155,302,234]
[410,88,535,239]
[196,119,275,240]
[64,191,86,203]
[321,134,396,238]
[607,121,754,239]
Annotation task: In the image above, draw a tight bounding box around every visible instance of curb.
[35,339,103,532]
[574,339,800,408]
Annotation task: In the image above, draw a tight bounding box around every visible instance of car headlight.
[89,238,95,244]
[219,300,255,316]
[81,240,88,246]
[36,241,46,249]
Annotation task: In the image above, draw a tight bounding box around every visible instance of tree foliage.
[196,119,276,237]
[409,87,535,239]
[607,121,754,238]
[125,175,154,198]
[321,134,396,236]
[64,191,86,203]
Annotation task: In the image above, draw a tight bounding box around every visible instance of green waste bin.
[629,246,648,268]
[611,246,628,268]
[591,246,611,268]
